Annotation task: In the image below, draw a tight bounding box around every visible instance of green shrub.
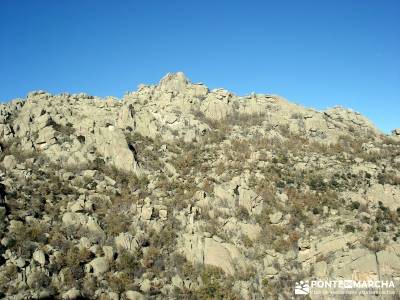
[116,250,144,277]
[0,264,18,292]
[312,207,321,215]
[309,176,326,191]
[27,270,50,289]
[276,181,286,188]
[51,121,76,136]
[344,224,355,233]
[350,201,360,210]
[196,266,236,300]
[235,206,250,221]
[108,272,135,293]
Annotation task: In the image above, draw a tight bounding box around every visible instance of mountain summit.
[158,72,190,92]
[0,73,388,174]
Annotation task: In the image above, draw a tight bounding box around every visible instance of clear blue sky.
[1,1,399,132]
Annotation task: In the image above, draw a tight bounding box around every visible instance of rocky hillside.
[0,73,399,299]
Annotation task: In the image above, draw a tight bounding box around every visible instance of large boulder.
[204,238,236,274]
[36,126,57,147]
[94,126,139,173]
[238,187,262,215]
[62,212,104,239]
[0,124,13,141]
[158,72,189,94]
[180,233,245,275]
[325,244,400,280]
[2,155,17,170]
[366,184,400,211]
[32,249,46,266]
[125,290,146,300]
[62,288,81,300]
[88,257,109,276]
[115,232,139,253]
[200,91,233,120]
[62,212,87,228]
[298,233,358,263]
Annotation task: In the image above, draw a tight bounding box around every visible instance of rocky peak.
[0,73,391,176]
[158,72,190,93]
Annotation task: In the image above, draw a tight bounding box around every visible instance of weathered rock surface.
[88,257,109,276]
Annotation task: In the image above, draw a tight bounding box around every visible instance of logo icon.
[295,281,310,295]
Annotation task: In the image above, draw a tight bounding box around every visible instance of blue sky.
[0,1,399,132]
